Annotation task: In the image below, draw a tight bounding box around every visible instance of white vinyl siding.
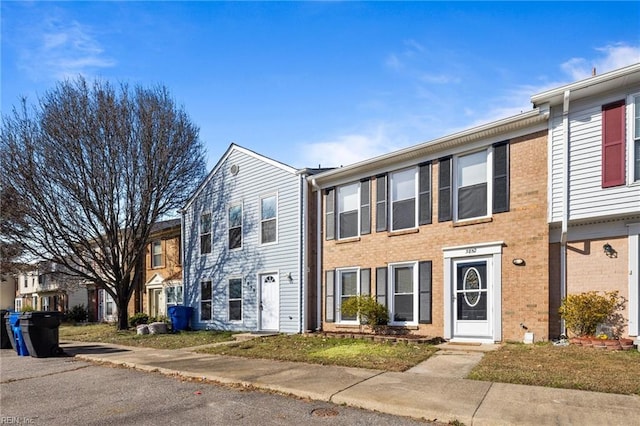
[183,146,305,333]
[548,91,640,224]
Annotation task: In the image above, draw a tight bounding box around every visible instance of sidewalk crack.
[328,370,386,402]
[471,382,493,425]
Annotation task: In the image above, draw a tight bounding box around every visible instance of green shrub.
[20,305,35,313]
[341,295,389,332]
[559,291,625,337]
[65,304,88,322]
[129,312,150,327]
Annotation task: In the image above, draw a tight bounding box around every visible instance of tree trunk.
[116,292,130,330]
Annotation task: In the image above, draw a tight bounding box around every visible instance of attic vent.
[230,164,239,176]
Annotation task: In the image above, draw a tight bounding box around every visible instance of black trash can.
[20,311,63,358]
[168,306,193,332]
[1,310,13,349]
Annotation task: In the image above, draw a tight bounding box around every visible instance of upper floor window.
[385,164,431,231]
[200,213,211,255]
[390,168,417,230]
[151,240,163,268]
[260,195,277,244]
[438,142,509,222]
[325,179,371,240]
[338,183,359,239]
[229,203,243,249]
[456,150,488,220]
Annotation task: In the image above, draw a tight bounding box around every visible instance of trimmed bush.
[341,295,389,332]
[66,304,88,322]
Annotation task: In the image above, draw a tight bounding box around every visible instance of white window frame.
[228,277,243,322]
[228,202,243,250]
[389,167,418,231]
[336,267,360,324]
[199,212,212,255]
[15,298,22,311]
[453,148,493,222]
[200,280,212,321]
[337,182,360,239]
[151,240,163,268]
[627,92,640,184]
[260,194,278,245]
[388,262,419,326]
[165,284,183,306]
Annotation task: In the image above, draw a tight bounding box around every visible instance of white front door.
[453,258,492,339]
[260,274,279,331]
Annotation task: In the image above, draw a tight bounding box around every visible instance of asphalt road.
[0,349,431,425]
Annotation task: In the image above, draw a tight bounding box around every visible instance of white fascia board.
[531,63,640,107]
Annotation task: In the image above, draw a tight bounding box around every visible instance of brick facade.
[321,130,549,342]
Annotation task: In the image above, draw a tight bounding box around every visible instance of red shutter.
[602,100,626,188]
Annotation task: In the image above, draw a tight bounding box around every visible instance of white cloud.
[297,125,402,168]
[561,43,640,80]
[18,18,115,82]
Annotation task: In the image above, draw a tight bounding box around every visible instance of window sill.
[388,228,419,237]
[387,324,419,329]
[334,324,362,329]
[453,217,493,227]
[336,237,361,244]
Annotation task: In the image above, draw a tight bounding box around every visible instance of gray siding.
[183,146,304,332]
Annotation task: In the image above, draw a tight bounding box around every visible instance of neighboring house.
[140,218,183,319]
[532,63,640,343]
[0,274,17,311]
[182,144,323,332]
[310,110,549,343]
[15,262,88,313]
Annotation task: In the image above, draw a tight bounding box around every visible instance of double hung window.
[200,280,212,321]
[229,203,243,249]
[260,195,277,244]
[228,278,242,321]
[200,213,211,254]
[151,241,162,268]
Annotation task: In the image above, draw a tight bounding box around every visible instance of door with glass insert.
[453,259,491,338]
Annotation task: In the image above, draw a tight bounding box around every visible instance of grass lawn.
[196,334,439,371]
[468,343,640,395]
[59,323,235,350]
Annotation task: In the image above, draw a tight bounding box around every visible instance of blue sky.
[2,1,639,170]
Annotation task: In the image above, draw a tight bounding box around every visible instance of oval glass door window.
[463,267,481,307]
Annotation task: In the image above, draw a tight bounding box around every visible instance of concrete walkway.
[57,339,640,426]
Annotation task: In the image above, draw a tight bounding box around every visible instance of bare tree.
[0,182,29,274]
[1,77,206,329]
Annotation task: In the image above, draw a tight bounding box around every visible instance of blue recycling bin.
[168,306,193,332]
[20,311,62,358]
[6,311,29,356]
[1,310,12,349]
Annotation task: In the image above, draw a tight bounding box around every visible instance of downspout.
[560,89,570,336]
[298,174,305,333]
[311,178,322,331]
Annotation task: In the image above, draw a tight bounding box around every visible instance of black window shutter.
[375,267,387,307]
[375,174,387,232]
[418,162,432,225]
[438,157,452,222]
[418,261,432,324]
[325,270,335,322]
[493,141,510,213]
[360,268,371,296]
[360,179,371,235]
[325,188,335,240]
